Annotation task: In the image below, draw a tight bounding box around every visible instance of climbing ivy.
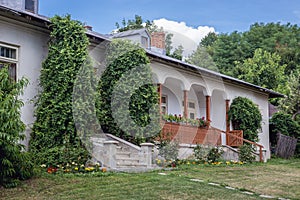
[0,66,33,188]
[96,39,160,145]
[228,96,262,142]
[30,15,92,165]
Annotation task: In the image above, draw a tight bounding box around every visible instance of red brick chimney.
[151,32,165,49]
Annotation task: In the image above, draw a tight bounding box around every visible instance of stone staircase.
[91,133,158,172]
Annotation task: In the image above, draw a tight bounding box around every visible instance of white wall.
[0,17,49,147]
[0,17,107,148]
[152,61,271,159]
[225,83,270,158]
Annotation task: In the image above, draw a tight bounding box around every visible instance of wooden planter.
[160,122,221,145]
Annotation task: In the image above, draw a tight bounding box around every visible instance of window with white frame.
[0,44,18,81]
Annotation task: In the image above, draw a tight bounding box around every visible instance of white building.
[0,0,283,160]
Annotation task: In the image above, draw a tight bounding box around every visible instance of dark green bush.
[96,39,160,145]
[270,112,300,138]
[228,96,262,142]
[270,112,300,157]
[30,15,92,166]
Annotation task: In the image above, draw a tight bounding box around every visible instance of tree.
[165,32,174,56]
[115,15,144,32]
[30,15,91,166]
[279,71,300,118]
[235,49,287,93]
[243,22,300,75]
[96,39,160,145]
[200,32,218,47]
[212,31,250,76]
[169,44,184,60]
[0,66,33,188]
[228,97,262,142]
[186,45,218,71]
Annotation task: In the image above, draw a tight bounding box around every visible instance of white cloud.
[153,18,215,57]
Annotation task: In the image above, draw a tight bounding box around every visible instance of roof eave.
[146,50,285,99]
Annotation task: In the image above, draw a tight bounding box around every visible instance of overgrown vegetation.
[193,145,224,163]
[228,97,262,142]
[30,15,91,166]
[239,144,256,163]
[0,66,33,188]
[96,39,160,145]
[270,112,300,156]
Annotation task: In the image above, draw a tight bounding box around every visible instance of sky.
[39,0,300,56]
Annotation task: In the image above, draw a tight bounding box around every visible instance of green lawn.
[1,158,299,200]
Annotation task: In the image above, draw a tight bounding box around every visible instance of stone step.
[117,158,141,166]
[116,151,131,158]
[117,163,147,168]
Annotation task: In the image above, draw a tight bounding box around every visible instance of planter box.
[160,122,221,145]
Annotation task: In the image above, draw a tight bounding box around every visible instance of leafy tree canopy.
[235,48,287,93]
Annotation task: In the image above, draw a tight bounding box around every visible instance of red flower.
[47,166,58,174]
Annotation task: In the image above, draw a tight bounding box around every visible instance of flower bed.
[40,162,107,174]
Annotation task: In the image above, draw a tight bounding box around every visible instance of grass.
[1,158,299,200]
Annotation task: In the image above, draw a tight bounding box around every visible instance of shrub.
[96,39,160,145]
[193,144,210,162]
[239,144,256,163]
[206,147,224,163]
[158,140,179,161]
[193,145,223,163]
[228,96,262,142]
[30,15,92,166]
[0,66,33,188]
[270,112,300,157]
[270,112,300,138]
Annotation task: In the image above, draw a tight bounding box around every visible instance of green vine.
[30,15,91,166]
[228,96,262,142]
[96,39,160,145]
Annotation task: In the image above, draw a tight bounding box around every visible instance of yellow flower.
[74,167,78,171]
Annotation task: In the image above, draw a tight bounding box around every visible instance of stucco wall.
[151,61,271,159]
[0,17,49,147]
[225,83,270,158]
[0,17,107,147]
